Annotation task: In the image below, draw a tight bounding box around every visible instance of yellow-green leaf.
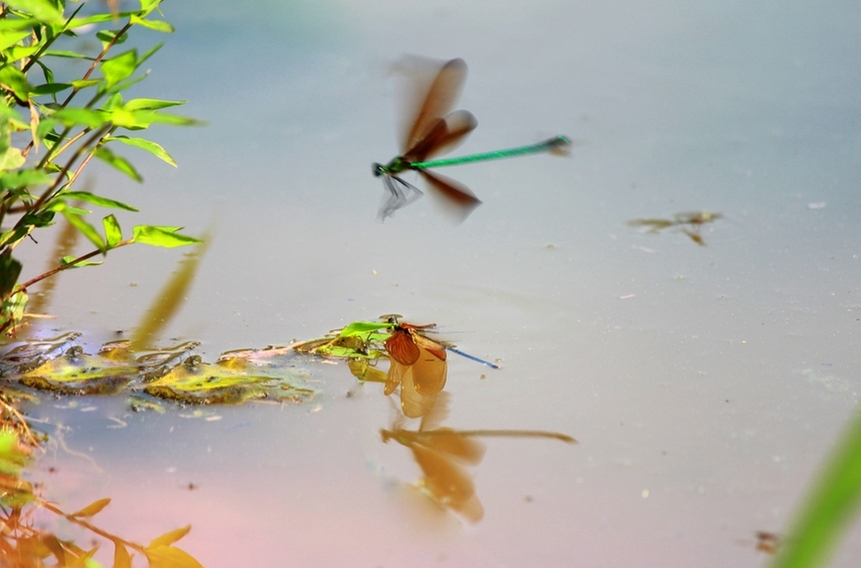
[105,135,176,166]
[3,0,64,23]
[103,214,122,248]
[144,545,204,568]
[149,525,191,548]
[70,497,111,518]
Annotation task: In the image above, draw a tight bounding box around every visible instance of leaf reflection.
[0,406,204,567]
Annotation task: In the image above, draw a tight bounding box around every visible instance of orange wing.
[385,328,420,365]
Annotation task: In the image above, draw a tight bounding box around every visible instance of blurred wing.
[409,344,447,396]
[385,328,421,365]
[412,332,447,362]
[385,359,407,396]
[378,175,423,220]
[400,363,439,418]
[404,110,477,163]
[418,170,482,221]
[402,58,468,153]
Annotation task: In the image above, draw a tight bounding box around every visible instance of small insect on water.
[382,315,448,418]
[373,57,570,221]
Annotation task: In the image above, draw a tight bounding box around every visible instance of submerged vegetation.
[0,0,200,336]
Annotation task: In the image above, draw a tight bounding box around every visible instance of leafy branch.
[0,0,202,335]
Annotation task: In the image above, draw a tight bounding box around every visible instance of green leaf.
[130,15,174,33]
[61,191,139,211]
[0,30,31,52]
[19,209,54,228]
[5,44,41,64]
[341,321,392,336]
[60,255,102,268]
[106,135,176,167]
[0,19,40,32]
[124,98,186,111]
[62,210,105,251]
[129,110,202,128]
[101,50,137,88]
[771,409,861,568]
[0,169,53,189]
[0,291,28,336]
[132,226,201,248]
[50,107,108,128]
[103,214,122,248]
[0,146,26,171]
[67,14,120,29]
[94,147,142,182]
[96,29,128,46]
[0,251,22,297]
[139,0,164,17]
[69,78,100,90]
[3,0,64,24]
[31,82,73,95]
[0,65,32,100]
[43,49,92,60]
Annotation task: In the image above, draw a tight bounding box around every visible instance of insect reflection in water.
[381,394,576,523]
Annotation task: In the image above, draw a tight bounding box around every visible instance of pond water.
[9,0,861,566]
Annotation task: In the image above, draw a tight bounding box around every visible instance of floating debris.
[628,211,723,246]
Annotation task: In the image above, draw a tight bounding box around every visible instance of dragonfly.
[384,318,449,418]
[373,57,571,220]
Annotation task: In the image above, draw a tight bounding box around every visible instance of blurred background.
[16,0,861,566]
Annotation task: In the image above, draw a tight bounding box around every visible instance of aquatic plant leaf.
[347,359,387,383]
[19,349,137,394]
[0,331,80,375]
[292,330,386,360]
[70,497,111,518]
[143,356,313,404]
[340,321,391,336]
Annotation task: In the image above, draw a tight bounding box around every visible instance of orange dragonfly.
[383,316,448,418]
